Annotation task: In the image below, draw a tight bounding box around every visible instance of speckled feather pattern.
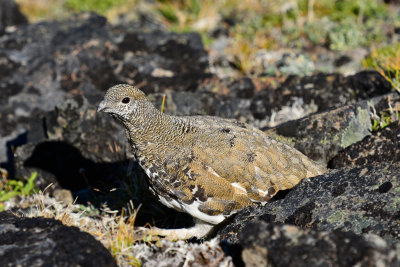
[98,84,327,225]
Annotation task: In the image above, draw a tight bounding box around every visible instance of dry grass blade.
[160,94,166,113]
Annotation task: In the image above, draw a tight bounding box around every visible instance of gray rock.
[275,71,392,111]
[0,211,117,267]
[116,30,211,93]
[0,12,212,167]
[133,238,233,267]
[329,122,400,168]
[239,221,399,267]
[217,162,400,245]
[265,92,400,164]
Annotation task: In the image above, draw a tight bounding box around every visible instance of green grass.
[65,0,124,15]
[0,172,38,211]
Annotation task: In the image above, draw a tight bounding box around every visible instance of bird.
[97,84,327,240]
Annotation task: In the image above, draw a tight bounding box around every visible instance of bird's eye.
[122,97,130,104]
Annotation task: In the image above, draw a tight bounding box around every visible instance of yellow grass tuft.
[363,44,400,94]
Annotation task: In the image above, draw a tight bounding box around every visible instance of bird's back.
[138,114,326,224]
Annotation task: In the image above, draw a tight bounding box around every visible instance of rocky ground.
[0,1,400,266]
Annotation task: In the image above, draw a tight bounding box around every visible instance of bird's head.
[97,84,149,122]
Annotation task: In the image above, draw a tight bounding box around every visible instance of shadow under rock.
[23,141,128,192]
[22,141,193,228]
[4,131,28,178]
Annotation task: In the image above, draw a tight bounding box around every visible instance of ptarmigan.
[97,84,326,240]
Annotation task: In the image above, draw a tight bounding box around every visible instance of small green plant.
[370,97,400,132]
[371,111,399,131]
[155,0,209,31]
[0,172,38,211]
[328,19,365,50]
[157,2,179,23]
[371,110,392,131]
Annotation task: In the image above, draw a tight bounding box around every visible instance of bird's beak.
[97,100,108,112]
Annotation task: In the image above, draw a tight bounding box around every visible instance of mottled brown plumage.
[97,84,327,240]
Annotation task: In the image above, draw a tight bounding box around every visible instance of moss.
[319,136,329,145]
[270,206,280,214]
[348,213,374,234]
[384,197,400,213]
[268,133,296,146]
[341,107,371,148]
[332,134,339,142]
[327,210,344,224]
[370,184,380,190]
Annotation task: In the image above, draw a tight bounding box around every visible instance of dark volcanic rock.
[148,71,393,130]
[217,162,400,245]
[229,71,392,123]
[151,70,392,133]
[239,222,399,267]
[265,92,400,164]
[0,0,27,34]
[275,71,392,111]
[0,12,213,167]
[329,122,400,168]
[150,90,253,119]
[116,30,211,93]
[0,12,117,165]
[0,211,117,267]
